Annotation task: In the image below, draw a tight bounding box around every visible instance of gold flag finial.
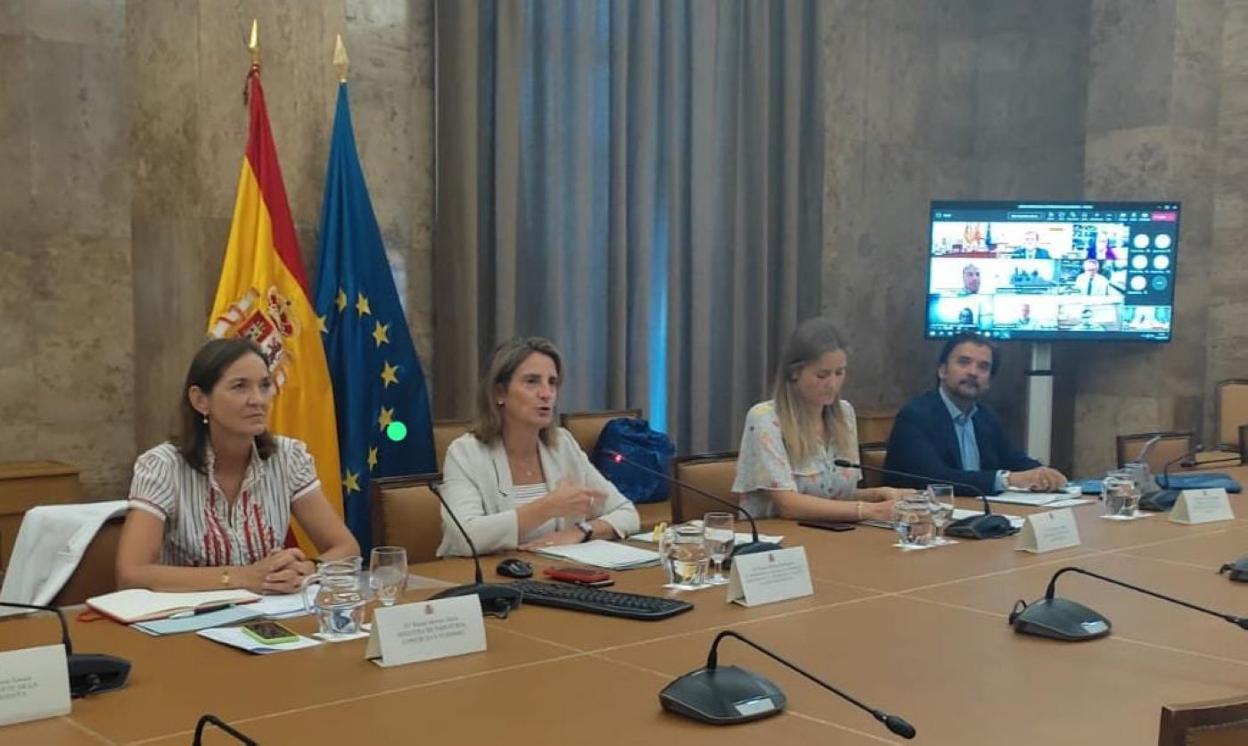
[248,19,259,67]
[333,34,349,82]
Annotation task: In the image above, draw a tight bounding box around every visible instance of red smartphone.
[543,566,611,585]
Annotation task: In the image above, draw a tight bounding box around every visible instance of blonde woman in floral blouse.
[732,318,914,522]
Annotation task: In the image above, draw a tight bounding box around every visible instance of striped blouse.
[127,437,320,567]
[509,482,554,543]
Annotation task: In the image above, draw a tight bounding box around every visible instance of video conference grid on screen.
[925,201,1181,342]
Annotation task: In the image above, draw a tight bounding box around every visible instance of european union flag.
[313,83,436,552]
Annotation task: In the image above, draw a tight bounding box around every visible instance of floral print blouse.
[732,400,862,519]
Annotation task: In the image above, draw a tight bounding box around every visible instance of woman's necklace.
[509,454,542,483]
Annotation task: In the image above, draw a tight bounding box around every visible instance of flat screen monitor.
[925,201,1180,342]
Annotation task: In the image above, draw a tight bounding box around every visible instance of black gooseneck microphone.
[1186,455,1245,468]
[659,630,916,738]
[427,482,523,617]
[192,714,257,745]
[833,458,1015,539]
[1008,566,1248,641]
[1139,443,1203,511]
[1134,434,1165,465]
[602,449,783,558]
[0,600,131,697]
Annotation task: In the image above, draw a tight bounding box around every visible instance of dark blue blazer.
[883,389,1041,495]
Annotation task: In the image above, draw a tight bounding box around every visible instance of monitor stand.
[1026,342,1053,464]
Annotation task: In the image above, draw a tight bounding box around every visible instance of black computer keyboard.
[505,580,693,621]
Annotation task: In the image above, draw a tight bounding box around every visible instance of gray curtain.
[434,0,823,454]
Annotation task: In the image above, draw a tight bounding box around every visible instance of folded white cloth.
[1,500,128,610]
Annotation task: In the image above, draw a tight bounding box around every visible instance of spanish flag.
[208,66,343,552]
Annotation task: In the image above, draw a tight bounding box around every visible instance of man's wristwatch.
[576,520,594,543]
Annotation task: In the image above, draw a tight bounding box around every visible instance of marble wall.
[0,0,434,498]
[821,0,1091,465]
[1070,0,1224,475]
[0,0,134,497]
[821,0,1248,478]
[1205,0,1248,445]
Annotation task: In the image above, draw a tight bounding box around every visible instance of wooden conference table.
[6,473,1248,745]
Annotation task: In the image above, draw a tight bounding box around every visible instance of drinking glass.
[657,526,677,585]
[926,484,955,545]
[703,512,735,585]
[668,523,710,588]
[369,546,408,607]
[892,493,934,548]
[1103,470,1141,518]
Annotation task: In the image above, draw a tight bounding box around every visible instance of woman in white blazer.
[437,337,640,557]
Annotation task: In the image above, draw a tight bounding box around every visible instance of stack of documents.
[628,531,785,546]
[533,539,661,569]
[248,591,312,619]
[87,587,310,636]
[989,489,1089,508]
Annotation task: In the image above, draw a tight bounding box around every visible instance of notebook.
[86,588,261,624]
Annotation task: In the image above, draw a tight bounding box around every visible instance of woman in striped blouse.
[116,338,359,593]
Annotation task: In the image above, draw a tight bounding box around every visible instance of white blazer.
[0,500,128,611]
[436,428,640,557]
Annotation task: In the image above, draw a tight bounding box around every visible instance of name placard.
[0,644,71,727]
[1169,488,1235,525]
[365,596,486,668]
[1016,508,1081,554]
[727,547,814,607]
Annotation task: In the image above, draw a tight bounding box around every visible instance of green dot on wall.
[386,421,407,442]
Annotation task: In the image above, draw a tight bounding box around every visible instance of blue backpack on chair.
[591,417,676,504]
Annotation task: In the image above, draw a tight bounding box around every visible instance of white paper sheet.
[628,531,785,546]
[197,626,321,654]
[532,540,661,569]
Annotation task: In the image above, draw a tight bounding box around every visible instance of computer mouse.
[495,558,533,579]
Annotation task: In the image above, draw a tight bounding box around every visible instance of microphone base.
[725,541,785,570]
[731,541,785,557]
[1219,556,1248,582]
[429,583,523,617]
[68,653,131,697]
[1139,489,1180,512]
[659,665,786,725]
[1009,597,1111,641]
[945,513,1016,540]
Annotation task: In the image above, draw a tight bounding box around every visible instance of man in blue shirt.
[884,333,1068,495]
